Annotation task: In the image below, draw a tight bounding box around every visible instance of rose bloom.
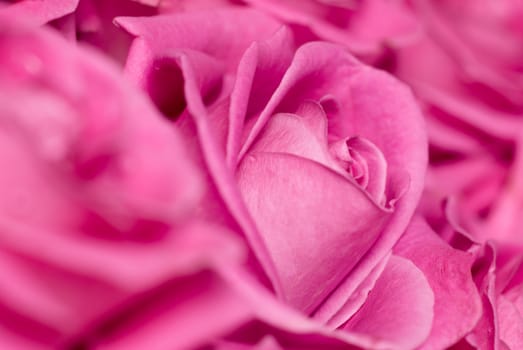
[380,0,523,246]
[0,13,241,349]
[100,7,481,349]
[0,4,492,350]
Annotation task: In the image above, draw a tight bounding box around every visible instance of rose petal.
[409,0,523,104]
[0,323,50,350]
[140,41,284,293]
[227,27,295,167]
[345,136,388,204]
[0,19,204,233]
[247,108,339,173]
[0,214,246,345]
[243,0,419,56]
[342,255,434,350]
[116,8,283,75]
[214,336,284,350]
[0,17,229,346]
[237,151,391,313]
[466,243,499,350]
[81,269,254,350]
[394,217,482,349]
[241,42,425,200]
[76,0,158,64]
[316,253,390,327]
[0,0,78,26]
[498,292,523,350]
[247,105,389,204]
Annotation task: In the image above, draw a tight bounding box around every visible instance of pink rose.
[379,0,523,253]
[0,17,254,349]
[113,8,481,349]
[2,3,501,349]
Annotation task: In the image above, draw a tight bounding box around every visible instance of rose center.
[329,136,388,205]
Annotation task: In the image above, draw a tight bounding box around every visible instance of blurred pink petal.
[0,17,250,348]
[243,0,420,57]
[0,0,79,26]
[76,0,158,63]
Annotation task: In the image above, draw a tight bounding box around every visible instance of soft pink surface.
[2,1,523,349]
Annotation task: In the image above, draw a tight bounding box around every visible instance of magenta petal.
[247,105,390,205]
[0,324,49,350]
[316,253,391,327]
[163,51,285,294]
[119,8,307,294]
[0,23,204,232]
[247,110,341,173]
[408,0,523,104]
[237,151,391,313]
[203,264,434,350]
[410,83,520,144]
[498,291,523,350]
[0,218,245,345]
[243,0,419,56]
[495,259,523,350]
[241,42,426,200]
[116,8,283,74]
[479,139,523,248]
[346,136,388,204]
[131,0,161,5]
[327,58,427,323]
[343,255,434,350]
[74,0,158,64]
[227,27,295,167]
[215,336,284,350]
[466,243,499,350]
[85,270,254,350]
[0,0,78,26]
[239,42,359,157]
[394,217,482,349]
[0,17,229,345]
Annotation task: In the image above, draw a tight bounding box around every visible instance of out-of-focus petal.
[243,0,420,57]
[0,0,78,26]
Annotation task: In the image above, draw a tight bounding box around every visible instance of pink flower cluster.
[1,1,522,349]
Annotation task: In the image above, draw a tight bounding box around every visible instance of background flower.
[0,17,251,349]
